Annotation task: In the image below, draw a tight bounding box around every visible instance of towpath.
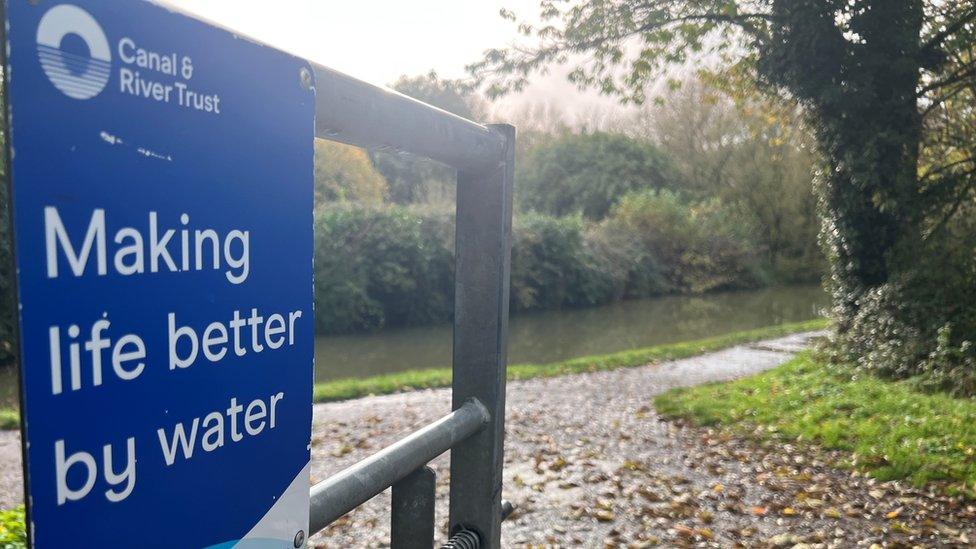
[2,332,972,547]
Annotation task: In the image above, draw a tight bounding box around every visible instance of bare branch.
[921,6,976,54]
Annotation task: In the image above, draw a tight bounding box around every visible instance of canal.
[0,284,826,407]
[314,284,827,382]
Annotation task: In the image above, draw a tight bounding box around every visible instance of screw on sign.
[3,1,315,546]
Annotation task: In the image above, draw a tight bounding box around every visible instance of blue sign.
[3,1,315,546]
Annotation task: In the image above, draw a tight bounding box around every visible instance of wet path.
[311,331,974,546]
[3,332,971,546]
[308,332,829,546]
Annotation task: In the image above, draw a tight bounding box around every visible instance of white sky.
[164,0,621,119]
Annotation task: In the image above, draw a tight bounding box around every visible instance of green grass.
[313,318,827,402]
[0,411,17,431]
[655,352,976,496]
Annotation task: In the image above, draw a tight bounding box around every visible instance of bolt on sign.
[2,1,315,546]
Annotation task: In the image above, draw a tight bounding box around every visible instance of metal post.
[448,124,515,548]
[391,466,436,549]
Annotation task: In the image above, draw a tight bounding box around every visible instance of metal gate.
[307,64,515,548]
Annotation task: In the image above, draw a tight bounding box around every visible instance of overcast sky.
[165,0,620,118]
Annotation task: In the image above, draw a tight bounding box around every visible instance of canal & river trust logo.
[36,4,111,100]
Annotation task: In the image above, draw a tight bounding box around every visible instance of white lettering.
[168,313,198,370]
[157,419,198,466]
[102,438,136,503]
[45,207,106,278]
[118,38,136,64]
[264,314,285,349]
[44,208,250,284]
[118,37,177,76]
[49,319,146,394]
[55,438,135,504]
[165,309,303,369]
[200,412,225,452]
[55,440,96,505]
[244,399,266,436]
[156,394,285,464]
[112,335,146,381]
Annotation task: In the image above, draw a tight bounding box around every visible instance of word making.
[45,207,251,284]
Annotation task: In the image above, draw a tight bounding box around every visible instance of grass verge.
[312,318,827,402]
[0,410,17,431]
[655,352,976,496]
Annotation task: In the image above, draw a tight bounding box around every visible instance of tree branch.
[921,6,976,54]
[918,58,976,96]
[633,12,775,40]
[924,175,976,242]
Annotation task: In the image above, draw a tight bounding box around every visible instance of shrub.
[311,198,774,334]
[509,214,620,311]
[517,132,675,220]
[313,204,454,333]
[826,233,976,396]
[0,506,25,549]
[600,190,763,295]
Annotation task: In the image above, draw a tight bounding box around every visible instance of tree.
[371,71,486,204]
[632,78,741,195]
[0,89,15,365]
[724,103,820,277]
[392,71,483,121]
[635,77,821,278]
[517,131,675,219]
[471,1,976,389]
[313,140,388,206]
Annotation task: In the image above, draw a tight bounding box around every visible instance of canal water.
[314,284,827,382]
[0,285,826,407]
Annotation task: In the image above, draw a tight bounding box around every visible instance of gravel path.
[310,332,826,547]
[3,331,973,547]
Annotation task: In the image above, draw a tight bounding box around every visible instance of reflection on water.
[0,285,826,407]
[314,285,827,382]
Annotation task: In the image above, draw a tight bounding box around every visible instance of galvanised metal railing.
[309,61,515,549]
